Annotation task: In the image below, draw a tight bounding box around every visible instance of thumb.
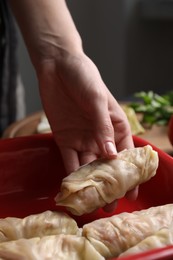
[92,105,117,158]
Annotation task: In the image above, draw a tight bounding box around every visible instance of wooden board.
[2,111,44,139]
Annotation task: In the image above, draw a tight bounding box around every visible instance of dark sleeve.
[0,0,19,135]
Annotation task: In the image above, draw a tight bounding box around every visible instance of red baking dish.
[0,133,173,259]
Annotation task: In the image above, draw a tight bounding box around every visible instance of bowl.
[0,133,173,259]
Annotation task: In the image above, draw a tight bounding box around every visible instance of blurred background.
[17,0,173,116]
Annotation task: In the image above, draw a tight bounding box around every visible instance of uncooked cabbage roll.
[119,225,173,258]
[82,204,173,258]
[0,234,104,260]
[0,210,80,243]
[55,145,158,215]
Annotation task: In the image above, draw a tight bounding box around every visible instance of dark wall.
[124,0,173,96]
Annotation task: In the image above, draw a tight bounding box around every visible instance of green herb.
[129,91,173,128]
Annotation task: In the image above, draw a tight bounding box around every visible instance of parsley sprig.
[129,91,173,128]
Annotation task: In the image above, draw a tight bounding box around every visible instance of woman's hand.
[38,52,134,173]
[9,0,134,172]
[8,0,138,211]
[37,52,138,212]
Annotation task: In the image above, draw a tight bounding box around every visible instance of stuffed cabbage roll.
[82,204,173,258]
[0,210,80,242]
[119,225,173,258]
[55,145,158,215]
[0,234,104,260]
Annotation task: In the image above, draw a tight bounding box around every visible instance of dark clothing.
[0,1,19,135]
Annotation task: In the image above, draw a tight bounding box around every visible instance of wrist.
[29,33,83,69]
[35,46,86,80]
[8,0,83,71]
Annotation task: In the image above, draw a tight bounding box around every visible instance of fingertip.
[105,141,117,158]
[125,186,139,201]
[103,200,118,212]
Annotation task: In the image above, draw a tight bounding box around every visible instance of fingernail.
[105,142,117,156]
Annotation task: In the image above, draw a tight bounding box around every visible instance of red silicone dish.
[0,133,173,260]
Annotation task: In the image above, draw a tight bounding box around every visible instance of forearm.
[8,0,83,68]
